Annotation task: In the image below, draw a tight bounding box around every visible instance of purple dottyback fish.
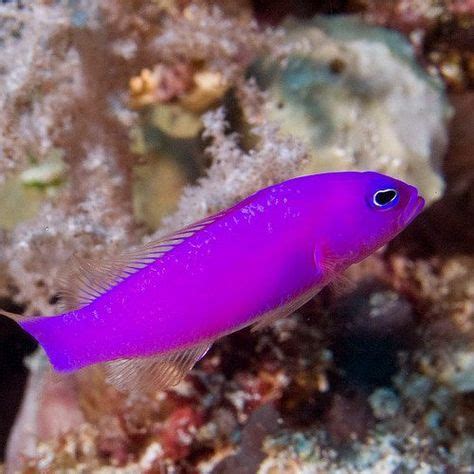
[2,171,424,392]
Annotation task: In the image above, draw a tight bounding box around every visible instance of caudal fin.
[0,307,25,323]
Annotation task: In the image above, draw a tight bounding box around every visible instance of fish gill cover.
[0,0,472,473]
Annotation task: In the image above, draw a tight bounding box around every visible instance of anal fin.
[104,342,212,393]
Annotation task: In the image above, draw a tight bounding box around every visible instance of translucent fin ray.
[104,342,212,393]
[251,286,321,332]
[0,308,24,323]
[58,212,225,312]
[327,274,356,298]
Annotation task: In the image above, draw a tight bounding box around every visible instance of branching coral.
[1,3,310,468]
[0,3,71,179]
[0,1,301,314]
[5,147,135,314]
[156,103,308,236]
[0,1,138,313]
[152,4,284,82]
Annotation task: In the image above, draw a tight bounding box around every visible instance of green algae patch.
[20,154,66,188]
[0,177,45,230]
[0,155,66,230]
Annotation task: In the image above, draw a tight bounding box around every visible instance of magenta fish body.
[17,171,424,387]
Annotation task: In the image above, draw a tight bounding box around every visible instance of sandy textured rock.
[253,16,450,203]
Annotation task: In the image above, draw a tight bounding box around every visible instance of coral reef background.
[0,1,472,472]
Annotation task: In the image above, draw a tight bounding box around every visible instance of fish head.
[317,171,425,268]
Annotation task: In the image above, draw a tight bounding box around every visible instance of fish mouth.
[403,193,425,225]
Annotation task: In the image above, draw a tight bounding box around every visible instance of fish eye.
[372,189,399,208]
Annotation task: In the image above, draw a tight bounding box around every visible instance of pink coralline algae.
[160,406,204,461]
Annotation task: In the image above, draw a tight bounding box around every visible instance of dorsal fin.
[58,212,224,312]
[104,342,212,393]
